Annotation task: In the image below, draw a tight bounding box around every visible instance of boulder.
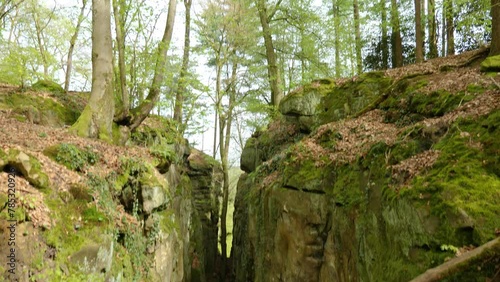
[279,89,323,117]
[70,238,114,274]
[480,55,500,72]
[240,137,261,173]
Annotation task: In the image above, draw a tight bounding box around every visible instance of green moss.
[0,93,79,125]
[318,71,392,124]
[480,55,500,72]
[69,107,93,137]
[402,110,500,244]
[6,149,50,189]
[82,206,107,223]
[32,79,64,93]
[381,75,477,125]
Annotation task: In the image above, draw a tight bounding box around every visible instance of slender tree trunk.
[32,12,49,78]
[415,0,424,63]
[491,0,500,55]
[427,0,438,58]
[381,0,389,69]
[444,0,454,55]
[353,0,362,74]
[65,0,87,92]
[333,0,341,77]
[113,0,129,119]
[173,0,192,128]
[391,0,403,67]
[257,0,283,107]
[441,2,446,56]
[70,0,114,140]
[128,0,177,131]
[213,60,222,159]
[421,0,425,57]
[219,59,237,280]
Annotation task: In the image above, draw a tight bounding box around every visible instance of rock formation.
[232,49,500,281]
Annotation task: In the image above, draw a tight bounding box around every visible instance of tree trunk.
[445,0,454,55]
[353,0,362,74]
[113,0,129,120]
[381,0,389,69]
[415,0,424,63]
[390,0,403,67]
[65,0,87,92]
[257,0,283,107]
[128,0,177,131]
[173,0,192,127]
[427,0,438,58]
[491,0,500,55]
[219,59,237,280]
[333,0,341,77]
[441,3,446,56]
[32,9,50,78]
[70,0,114,141]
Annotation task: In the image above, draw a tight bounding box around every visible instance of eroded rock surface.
[232,53,500,281]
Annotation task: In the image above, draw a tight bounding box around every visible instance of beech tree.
[127,0,177,131]
[444,0,455,55]
[353,0,362,73]
[257,0,283,107]
[173,0,193,127]
[64,0,88,92]
[112,0,129,119]
[414,0,423,63]
[70,0,115,140]
[390,0,403,67]
[427,0,438,58]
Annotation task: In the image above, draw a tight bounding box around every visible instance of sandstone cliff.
[233,48,500,281]
[0,83,222,281]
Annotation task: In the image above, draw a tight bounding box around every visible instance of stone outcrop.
[0,114,222,281]
[187,148,223,281]
[232,56,500,281]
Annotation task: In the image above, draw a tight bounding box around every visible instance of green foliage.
[440,244,459,254]
[44,143,100,172]
[0,45,39,86]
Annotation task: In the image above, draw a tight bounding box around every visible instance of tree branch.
[409,237,500,282]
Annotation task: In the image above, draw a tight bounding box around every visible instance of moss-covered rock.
[0,149,50,189]
[32,79,64,93]
[187,148,218,172]
[232,64,500,281]
[317,71,392,125]
[240,137,261,173]
[69,237,114,275]
[480,55,500,72]
[0,93,80,126]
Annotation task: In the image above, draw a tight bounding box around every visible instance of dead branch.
[410,237,500,282]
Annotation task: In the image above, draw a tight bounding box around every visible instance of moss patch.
[402,110,500,244]
[318,71,392,124]
[32,80,64,93]
[0,92,80,126]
